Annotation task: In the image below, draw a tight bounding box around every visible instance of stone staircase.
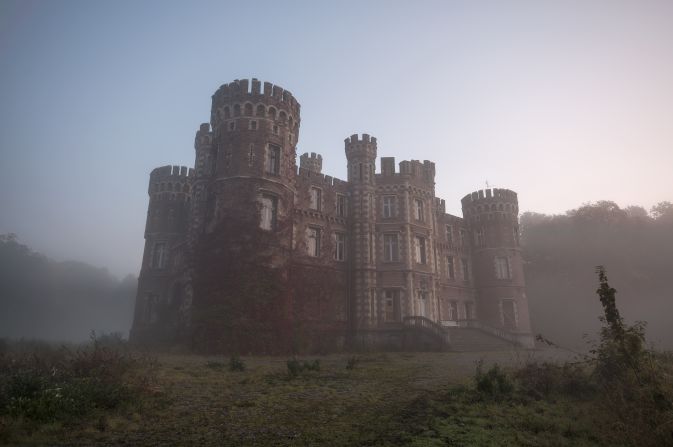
[446,327,518,351]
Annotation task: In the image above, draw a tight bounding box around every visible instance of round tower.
[131,165,193,342]
[345,134,378,333]
[204,78,300,251]
[461,188,533,347]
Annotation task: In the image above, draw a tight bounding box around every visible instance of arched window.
[288,116,293,128]
[234,104,241,116]
[256,104,265,117]
[223,106,231,119]
[268,107,276,120]
[279,110,287,122]
[244,103,253,116]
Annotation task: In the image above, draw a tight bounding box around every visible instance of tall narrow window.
[152,242,167,269]
[306,227,321,257]
[258,194,277,231]
[309,187,322,211]
[446,225,453,245]
[415,236,427,264]
[475,229,485,247]
[501,299,518,328]
[382,196,395,218]
[460,229,467,247]
[383,289,400,322]
[383,233,399,262]
[415,199,424,221]
[266,144,280,174]
[461,258,470,281]
[336,194,347,217]
[447,256,455,279]
[465,301,474,320]
[333,233,346,261]
[448,301,459,320]
[495,256,511,279]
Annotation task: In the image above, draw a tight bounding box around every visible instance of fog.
[1,200,670,347]
[0,234,136,342]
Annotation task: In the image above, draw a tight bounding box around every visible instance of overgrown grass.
[0,333,157,444]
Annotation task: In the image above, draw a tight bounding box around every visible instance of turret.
[461,188,533,347]
[345,134,378,333]
[131,165,193,343]
[299,152,322,174]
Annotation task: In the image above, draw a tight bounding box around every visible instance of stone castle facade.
[130,78,534,350]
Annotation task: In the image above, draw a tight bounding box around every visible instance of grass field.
[3,347,625,446]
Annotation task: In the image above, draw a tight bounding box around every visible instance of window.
[495,256,511,279]
[415,236,427,264]
[383,289,400,322]
[306,227,321,257]
[309,187,322,211]
[152,242,167,269]
[228,121,236,131]
[258,194,277,231]
[336,194,347,217]
[414,199,424,221]
[447,256,455,279]
[513,227,520,246]
[448,301,459,320]
[249,120,257,130]
[501,299,518,328]
[446,225,453,245]
[475,229,485,247]
[460,229,467,247]
[266,144,281,174]
[273,125,279,135]
[461,258,470,280]
[465,301,474,320]
[382,196,395,218]
[333,233,346,261]
[383,233,399,262]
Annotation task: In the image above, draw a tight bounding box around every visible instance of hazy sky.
[1,0,672,277]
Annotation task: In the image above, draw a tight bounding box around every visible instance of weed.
[229,355,246,372]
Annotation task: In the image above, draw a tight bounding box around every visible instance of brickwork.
[130,78,534,350]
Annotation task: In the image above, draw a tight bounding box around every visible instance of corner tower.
[345,134,378,335]
[131,165,193,343]
[461,188,533,347]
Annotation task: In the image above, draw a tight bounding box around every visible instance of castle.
[130,78,534,351]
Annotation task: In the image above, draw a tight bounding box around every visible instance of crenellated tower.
[461,188,533,347]
[345,134,378,334]
[131,165,193,343]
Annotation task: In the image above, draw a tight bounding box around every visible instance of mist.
[0,234,136,342]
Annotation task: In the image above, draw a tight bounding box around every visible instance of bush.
[0,335,154,427]
[346,356,360,370]
[229,355,245,372]
[474,361,513,400]
[286,358,320,377]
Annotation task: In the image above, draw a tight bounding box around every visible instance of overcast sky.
[1,0,672,277]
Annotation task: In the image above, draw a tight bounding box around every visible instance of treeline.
[0,234,137,342]
[521,201,673,350]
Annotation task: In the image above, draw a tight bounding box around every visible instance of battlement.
[211,78,300,122]
[461,188,519,216]
[345,133,377,160]
[148,165,193,197]
[299,152,323,174]
[296,166,348,189]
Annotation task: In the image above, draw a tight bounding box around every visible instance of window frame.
[309,187,322,212]
[265,143,281,175]
[306,226,321,257]
[383,233,400,262]
[333,232,346,261]
[415,236,427,264]
[382,195,395,218]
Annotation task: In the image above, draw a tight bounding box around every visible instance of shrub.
[229,355,245,372]
[346,356,360,370]
[286,358,320,377]
[0,335,154,427]
[474,361,513,400]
